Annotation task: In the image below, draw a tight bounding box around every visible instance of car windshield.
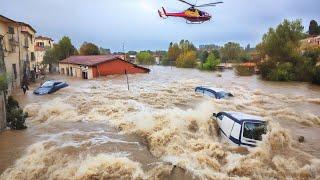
[243,122,267,141]
[41,81,54,88]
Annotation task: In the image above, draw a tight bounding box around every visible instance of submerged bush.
[199,53,221,71]
[268,62,295,81]
[312,66,320,84]
[176,51,197,68]
[6,96,27,130]
[235,65,254,76]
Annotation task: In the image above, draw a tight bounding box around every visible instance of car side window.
[217,113,224,120]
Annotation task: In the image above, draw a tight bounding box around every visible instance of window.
[217,113,224,120]
[37,42,44,47]
[8,26,14,34]
[31,52,35,61]
[41,81,54,87]
[243,122,266,141]
[12,64,17,79]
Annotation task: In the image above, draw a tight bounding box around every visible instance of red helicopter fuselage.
[159,7,212,23]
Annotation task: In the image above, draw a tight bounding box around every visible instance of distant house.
[301,36,320,46]
[59,55,150,79]
[34,36,54,72]
[129,55,136,63]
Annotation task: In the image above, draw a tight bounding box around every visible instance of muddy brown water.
[0,66,319,179]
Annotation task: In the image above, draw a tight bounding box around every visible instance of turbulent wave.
[2,68,320,179]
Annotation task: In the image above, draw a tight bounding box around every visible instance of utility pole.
[125,70,129,91]
[122,42,126,61]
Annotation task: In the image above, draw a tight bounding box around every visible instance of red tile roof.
[60,55,123,66]
[35,36,54,41]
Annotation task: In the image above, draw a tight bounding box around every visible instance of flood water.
[0,66,319,179]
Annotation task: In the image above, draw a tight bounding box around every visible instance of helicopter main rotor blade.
[177,0,195,7]
[195,1,223,7]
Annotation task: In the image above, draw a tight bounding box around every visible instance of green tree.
[309,20,320,36]
[201,53,221,71]
[257,19,305,81]
[220,42,243,62]
[257,19,304,63]
[176,51,197,68]
[6,96,27,130]
[198,51,209,66]
[56,36,78,60]
[168,43,181,62]
[212,49,221,59]
[179,39,196,52]
[99,47,111,55]
[136,51,155,65]
[43,47,59,72]
[79,42,100,55]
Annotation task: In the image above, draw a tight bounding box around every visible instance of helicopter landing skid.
[186,20,205,24]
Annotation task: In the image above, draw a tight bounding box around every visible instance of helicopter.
[158,0,223,24]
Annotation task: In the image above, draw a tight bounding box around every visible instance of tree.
[176,51,197,68]
[6,96,27,130]
[257,19,307,81]
[168,43,181,62]
[198,51,209,65]
[136,51,155,65]
[99,47,111,55]
[79,42,100,55]
[56,36,78,60]
[212,49,221,59]
[257,19,304,63]
[309,20,320,36]
[220,42,243,62]
[179,39,196,52]
[43,47,59,72]
[202,53,221,71]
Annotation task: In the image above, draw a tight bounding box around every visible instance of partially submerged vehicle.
[195,86,233,99]
[34,80,68,95]
[211,111,267,147]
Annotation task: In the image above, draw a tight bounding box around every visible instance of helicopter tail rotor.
[158,7,167,18]
[162,7,167,16]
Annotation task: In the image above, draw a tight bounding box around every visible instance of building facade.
[0,15,36,131]
[34,36,54,72]
[0,15,36,93]
[59,55,150,79]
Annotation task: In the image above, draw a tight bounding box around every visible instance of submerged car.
[33,80,68,95]
[211,111,267,147]
[195,86,233,99]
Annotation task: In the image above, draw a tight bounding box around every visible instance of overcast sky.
[0,0,319,51]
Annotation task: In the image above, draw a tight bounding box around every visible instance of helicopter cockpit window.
[188,8,196,12]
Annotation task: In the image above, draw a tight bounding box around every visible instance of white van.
[195,86,233,99]
[211,111,267,147]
